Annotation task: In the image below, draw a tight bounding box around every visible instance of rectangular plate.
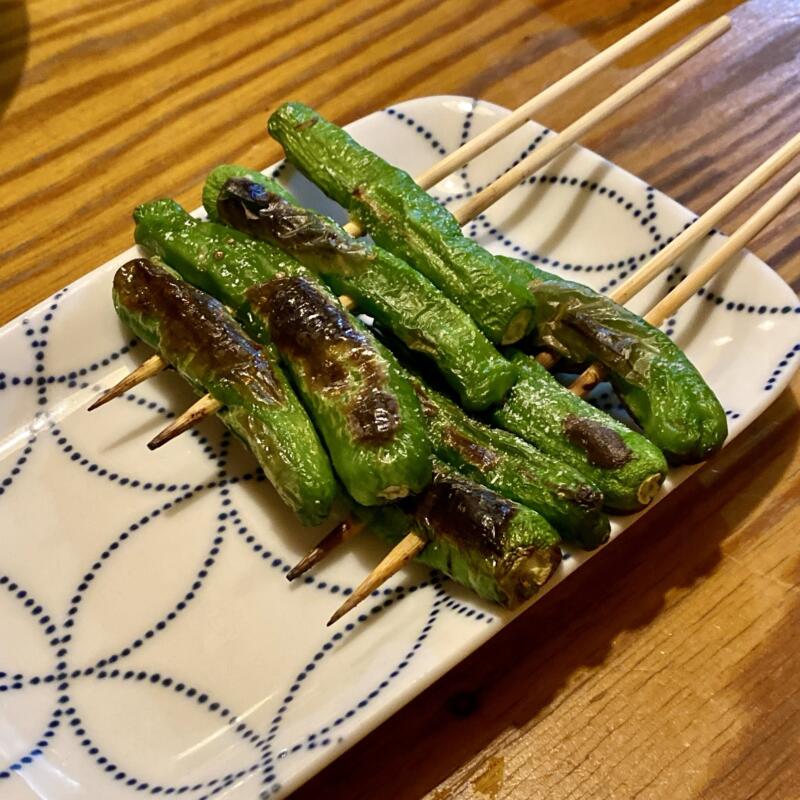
[1,96,798,799]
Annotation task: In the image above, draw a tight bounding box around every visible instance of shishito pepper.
[111,257,337,525]
[357,462,562,608]
[133,200,432,506]
[495,351,668,512]
[409,376,610,549]
[204,166,515,410]
[497,256,728,464]
[267,102,536,346]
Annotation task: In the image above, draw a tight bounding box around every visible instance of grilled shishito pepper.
[495,351,668,512]
[112,257,337,525]
[410,377,610,549]
[205,167,515,410]
[267,102,536,346]
[133,200,432,506]
[497,256,728,464]
[358,464,562,608]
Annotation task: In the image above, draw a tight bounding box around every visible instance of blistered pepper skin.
[356,463,562,608]
[111,258,337,525]
[267,102,536,345]
[494,351,668,513]
[204,167,515,410]
[133,201,432,506]
[410,377,610,549]
[497,256,728,464]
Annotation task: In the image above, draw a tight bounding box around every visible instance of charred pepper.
[358,462,562,608]
[133,200,432,506]
[112,257,337,525]
[203,166,515,410]
[267,102,536,345]
[497,255,728,464]
[494,350,668,512]
[410,377,610,549]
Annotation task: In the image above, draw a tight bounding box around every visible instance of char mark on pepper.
[247,273,401,444]
[562,413,633,469]
[414,472,516,558]
[441,427,500,469]
[114,258,283,402]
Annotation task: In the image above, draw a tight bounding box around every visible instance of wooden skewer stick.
[147,394,222,450]
[612,131,800,307]
[287,518,366,581]
[87,354,166,410]
[339,0,709,238]
[415,0,707,191]
[453,17,731,225]
[569,166,800,396]
[327,531,426,626]
[645,169,800,326]
[569,137,800,394]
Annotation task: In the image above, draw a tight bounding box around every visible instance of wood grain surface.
[1,1,799,798]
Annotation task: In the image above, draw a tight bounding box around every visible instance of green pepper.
[205,167,515,410]
[267,102,536,345]
[357,462,562,608]
[494,350,668,512]
[134,200,432,506]
[111,257,337,525]
[497,256,728,463]
[409,376,610,549]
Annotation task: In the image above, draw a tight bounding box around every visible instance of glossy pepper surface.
[495,351,668,512]
[112,257,337,525]
[498,255,728,464]
[410,376,610,549]
[267,102,536,346]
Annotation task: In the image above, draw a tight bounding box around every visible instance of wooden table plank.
[1,1,798,798]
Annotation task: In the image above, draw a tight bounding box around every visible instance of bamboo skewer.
[87,354,166,410]
[340,0,710,238]
[326,531,426,626]
[571,170,800,397]
[610,132,800,307]
[414,0,708,191]
[286,518,366,581]
[147,394,222,450]
[453,17,730,224]
[569,135,800,394]
[331,166,800,625]
[645,168,800,326]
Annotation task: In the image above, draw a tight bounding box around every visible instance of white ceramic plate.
[1,96,798,800]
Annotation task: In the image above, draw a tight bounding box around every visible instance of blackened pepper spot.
[442,427,499,469]
[218,179,369,265]
[350,389,400,444]
[555,482,604,511]
[114,258,283,403]
[562,414,633,469]
[564,311,639,365]
[411,383,439,420]
[247,274,400,445]
[414,471,515,558]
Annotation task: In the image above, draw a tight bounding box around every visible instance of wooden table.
[2,1,799,797]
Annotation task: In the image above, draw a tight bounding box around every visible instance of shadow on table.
[0,0,29,120]
[289,385,799,800]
